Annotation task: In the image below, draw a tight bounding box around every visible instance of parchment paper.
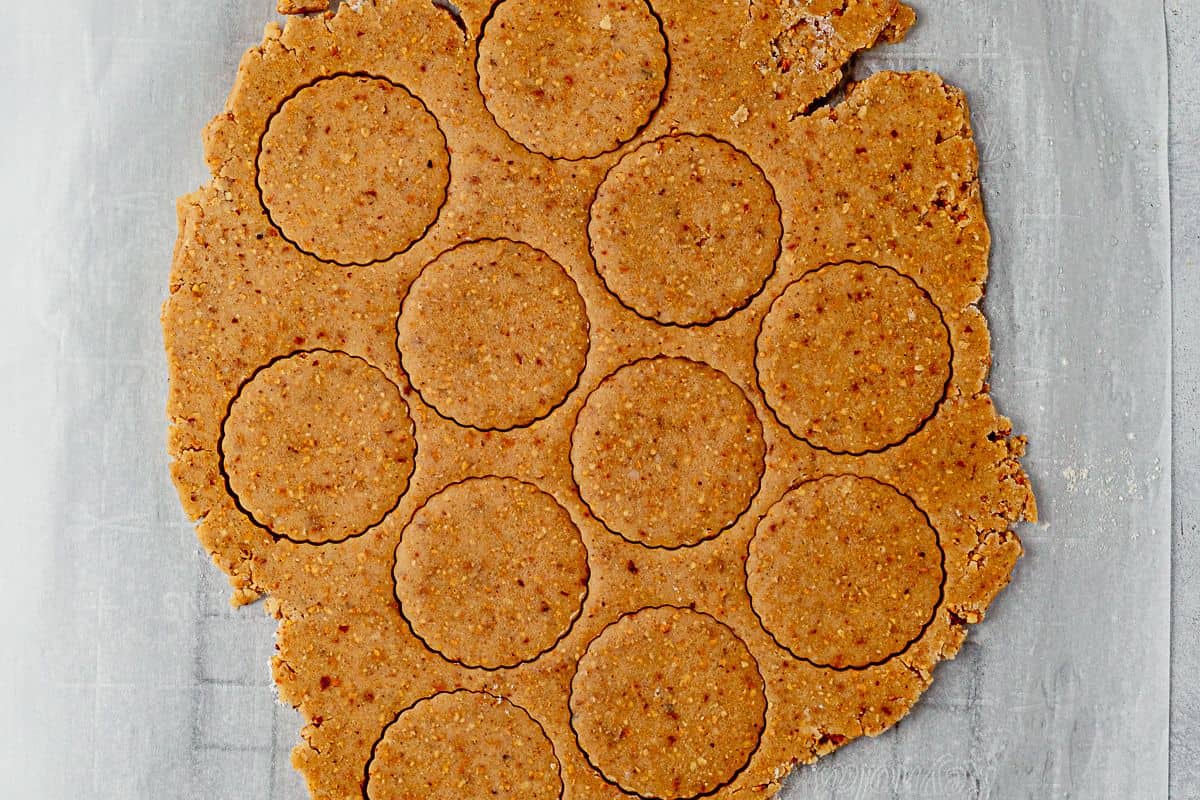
[1166,2,1200,798]
[0,0,1171,797]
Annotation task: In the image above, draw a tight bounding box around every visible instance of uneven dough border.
[163,2,1038,796]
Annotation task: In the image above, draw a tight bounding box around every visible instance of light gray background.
[0,0,1189,798]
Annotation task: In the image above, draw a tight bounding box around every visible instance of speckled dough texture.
[163,0,1037,798]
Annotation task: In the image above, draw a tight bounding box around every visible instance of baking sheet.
[0,0,1171,797]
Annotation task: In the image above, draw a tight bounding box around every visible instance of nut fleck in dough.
[397,239,589,431]
[394,477,588,668]
[220,350,415,544]
[571,357,766,548]
[258,75,449,265]
[757,261,952,454]
[747,475,944,669]
[165,0,1038,797]
[478,0,668,159]
[366,691,562,800]
[590,134,782,326]
[570,606,766,799]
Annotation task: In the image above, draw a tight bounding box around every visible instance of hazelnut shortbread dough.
[589,134,782,326]
[394,476,589,669]
[278,0,329,15]
[747,475,945,669]
[164,0,1037,798]
[396,238,589,431]
[571,356,766,549]
[257,74,450,265]
[476,0,669,159]
[757,261,952,454]
[367,690,563,798]
[571,606,767,798]
[221,349,415,544]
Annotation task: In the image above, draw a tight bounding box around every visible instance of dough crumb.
[277,0,330,14]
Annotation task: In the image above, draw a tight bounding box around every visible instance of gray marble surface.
[0,0,1188,797]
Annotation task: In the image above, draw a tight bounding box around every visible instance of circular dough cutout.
[367,691,562,800]
[257,75,449,265]
[397,239,589,431]
[395,477,589,669]
[570,606,765,800]
[477,0,667,159]
[747,475,944,669]
[590,135,782,325]
[221,350,415,543]
[756,261,952,454]
[571,357,765,548]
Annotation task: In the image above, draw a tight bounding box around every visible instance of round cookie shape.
[221,350,415,544]
[747,475,944,669]
[571,357,766,549]
[257,74,449,265]
[397,239,590,431]
[367,690,562,800]
[570,606,766,800]
[477,0,668,160]
[589,134,783,326]
[394,477,589,669]
[756,261,952,454]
